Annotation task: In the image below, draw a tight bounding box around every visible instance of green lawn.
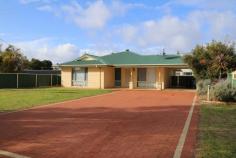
[0,88,111,112]
[197,103,236,158]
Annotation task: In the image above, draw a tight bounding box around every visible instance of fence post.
[57,75,59,86]
[207,85,210,101]
[16,73,19,89]
[51,74,53,87]
[35,74,38,88]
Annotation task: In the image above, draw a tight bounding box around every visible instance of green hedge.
[210,80,236,102]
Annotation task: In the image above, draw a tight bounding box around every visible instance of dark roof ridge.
[101,50,141,57]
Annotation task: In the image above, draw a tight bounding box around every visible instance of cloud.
[188,10,236,40]
[37,4,61,16]
[117,8,236,53]
[117,16,201,53]
[117,24,137,43]
[61,1,111,29]
[17,0,236,55]
[37,5,53,11]
[36,0,143,29]
[0,33,6,37]
[13,38,80,63]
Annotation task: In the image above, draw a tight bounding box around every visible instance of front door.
[115,68,121,87]
[147,68,156,88]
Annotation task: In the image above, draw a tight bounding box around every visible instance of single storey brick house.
[60,50,195,90]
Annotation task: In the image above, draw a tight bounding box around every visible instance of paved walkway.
[0,90,198,158]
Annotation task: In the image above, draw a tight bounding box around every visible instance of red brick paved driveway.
[0,90,198,158]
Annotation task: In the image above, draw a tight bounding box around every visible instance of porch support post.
[158,69,161,90]
[99,67,102,89]
[129,68,133,89]
[157,68,164,90]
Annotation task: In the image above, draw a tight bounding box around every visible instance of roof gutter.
[60,64,188,68]
[60,64,108,67]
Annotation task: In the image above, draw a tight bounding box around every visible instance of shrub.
[211,80,236,102]
[197,79,211,96]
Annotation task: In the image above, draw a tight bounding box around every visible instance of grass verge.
[0,88,111,112]
[196,103,236,158]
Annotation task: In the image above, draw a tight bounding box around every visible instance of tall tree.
[184,41,236,81]
[41,60,52,70]
[29,58,43,70]
[207,41,235,79]
[0,45,28,72]
[184,45,211,80]
[29,59,52,70]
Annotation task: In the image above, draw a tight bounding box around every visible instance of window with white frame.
[72,67,88,86]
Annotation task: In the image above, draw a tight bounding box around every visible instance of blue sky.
[0,0,236,63]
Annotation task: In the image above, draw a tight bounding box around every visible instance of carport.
[169,69,196,89]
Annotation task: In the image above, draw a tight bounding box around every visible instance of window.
[72,67,88,86]
[183,72,193,76]
[138,68,147,81]
[84,67,88,80]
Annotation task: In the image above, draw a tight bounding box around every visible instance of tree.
[184,41,236,81]
[0,45,28,72]
[29,58,43,70]
[29,59,52,70]
[207,41,235,79]
[41,60,52,70]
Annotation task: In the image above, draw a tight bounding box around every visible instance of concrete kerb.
[173,95,197,158]
[0,150,30,158]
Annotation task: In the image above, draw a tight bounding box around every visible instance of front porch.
[114,67,169,90]
[69,66,195,90]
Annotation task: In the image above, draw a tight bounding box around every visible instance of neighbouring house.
[227,70,236,88]
[60,50,195,90]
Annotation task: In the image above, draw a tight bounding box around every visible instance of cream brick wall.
[61,67,72,87]
[121,68,126,88]
[61,66,171,89]
[87,67,104,89]
[61,66,114,89]
[103,67,115,88]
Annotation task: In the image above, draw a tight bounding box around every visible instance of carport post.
[16,73,19,89]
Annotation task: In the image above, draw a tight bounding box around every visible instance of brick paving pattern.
[0,90,197,158]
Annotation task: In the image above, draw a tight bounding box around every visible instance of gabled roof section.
[60,50,187,66]
[79,54,105,63]
[60,53,107,66]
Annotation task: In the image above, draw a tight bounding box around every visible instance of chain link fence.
[0,73,61,88]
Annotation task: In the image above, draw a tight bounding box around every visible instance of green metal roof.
[61,60,105,66]
[61,50,187,66]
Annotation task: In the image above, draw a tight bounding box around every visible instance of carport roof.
[61,50,187,66]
